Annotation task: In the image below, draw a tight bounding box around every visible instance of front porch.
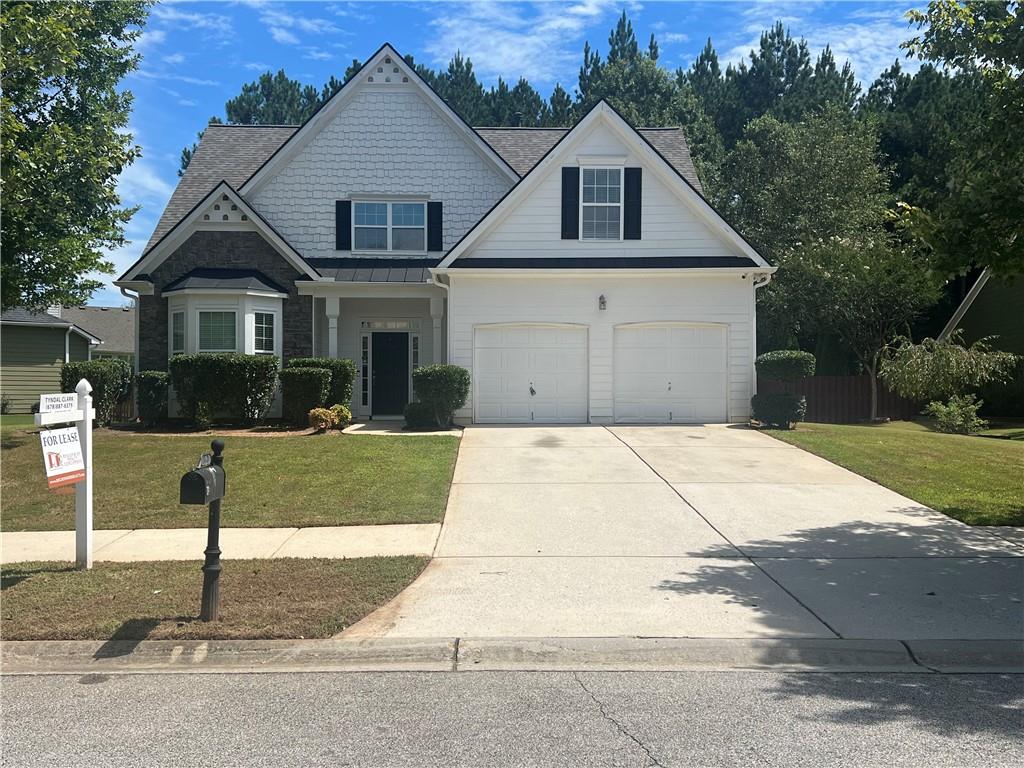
[305,283,447,420]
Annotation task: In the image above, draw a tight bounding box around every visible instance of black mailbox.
[179,465,225,505]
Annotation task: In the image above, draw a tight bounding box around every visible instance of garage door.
[474,325,588,423]
[614,323,728,423]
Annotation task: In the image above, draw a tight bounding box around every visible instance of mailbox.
[179,464,225,505]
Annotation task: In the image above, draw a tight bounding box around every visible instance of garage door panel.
[614,324,728,424]
[475,325,588,423]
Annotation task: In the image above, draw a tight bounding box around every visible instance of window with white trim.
[171,311,185,355]
[198,311,237,352]
[353,201,426,252]
[254,312,275,354]
[360,335,369,407]
[581,168,621,240]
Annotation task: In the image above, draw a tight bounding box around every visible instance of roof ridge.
[206,123,300,128]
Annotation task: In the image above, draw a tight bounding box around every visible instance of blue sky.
[97,0,923,305]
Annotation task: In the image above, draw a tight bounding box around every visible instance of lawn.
[1,427,459,531]
[0,557,426,640]
[767,421,1024,526]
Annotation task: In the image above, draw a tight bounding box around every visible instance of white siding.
[251,87,512,260]
[448,275,755,423]
[463,121,737,260]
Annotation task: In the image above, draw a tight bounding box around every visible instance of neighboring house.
[116,44,774,424]
[62,306,137,367]
[0,308,100,413]
[941,269,1024,354]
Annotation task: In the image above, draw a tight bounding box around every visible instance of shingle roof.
[61,307,135,355]
[0,307,70,326]
[162,268,288,294]
[146,123,703,255]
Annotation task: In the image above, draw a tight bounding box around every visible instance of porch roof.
[305,258,436,283]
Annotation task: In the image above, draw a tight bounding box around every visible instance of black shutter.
[427,201,443,251]
[624,167,642,240]
[335,200,351,250]
[561,166,580,239]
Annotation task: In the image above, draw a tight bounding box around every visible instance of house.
[116,44,774,424]
[61,306,137,368]
[940,269,1024,354]
[0,308,100,413]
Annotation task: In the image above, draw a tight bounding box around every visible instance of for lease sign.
[39,427,86,489]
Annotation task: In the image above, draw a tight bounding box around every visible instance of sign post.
[35,378,95,570]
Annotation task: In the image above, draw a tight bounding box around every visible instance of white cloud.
[270,26,300,45]
[423,0,622,86]
[242,0,346,47]
[151,5,233,41]
[661,32,689,44]
[137,29,167,52]
[134,70,220,87]
[244,61,272,72]
[162,53,186,65]
[304,48,333,62]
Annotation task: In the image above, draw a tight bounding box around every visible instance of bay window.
[198,311,237,352]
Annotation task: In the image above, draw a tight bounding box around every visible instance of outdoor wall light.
[598,294,607,310]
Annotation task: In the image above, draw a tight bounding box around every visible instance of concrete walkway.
[345,424,1023,640]
[0,524,439,563]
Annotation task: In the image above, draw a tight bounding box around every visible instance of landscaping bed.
[0,557,427,640]
[1,426,459,531]
[767,421,1024,526]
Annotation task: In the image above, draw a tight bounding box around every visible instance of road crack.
[573,671,664,767]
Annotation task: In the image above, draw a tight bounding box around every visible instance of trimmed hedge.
[755,350,816,381]
[286,358,356,406]
[168,354,279,428]
[61,359,133,426]
[751,392,807,429]
[136,371,169,427]
[403,400,438,430]
[408,364,470,428]
[280,367,331,426]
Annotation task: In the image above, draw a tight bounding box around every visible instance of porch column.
[430,296,444,363]
[325,296,340,359]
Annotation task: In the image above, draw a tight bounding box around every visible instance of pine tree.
[545,84,574,126]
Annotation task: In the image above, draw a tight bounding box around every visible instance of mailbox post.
[179,439,226,621]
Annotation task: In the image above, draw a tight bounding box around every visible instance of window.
[360,335,369,407]
[198,311,236,352]
[171,311,185,355]
[353,201,426,252]
[412,335,420,371]
[581,168,621,240]
[254,312,275,354]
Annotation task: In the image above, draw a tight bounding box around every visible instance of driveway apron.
[344,425,1022,640]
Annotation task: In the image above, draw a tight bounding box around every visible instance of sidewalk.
[0,524,440,564]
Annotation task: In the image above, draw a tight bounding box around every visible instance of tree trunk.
[866,352,880,422]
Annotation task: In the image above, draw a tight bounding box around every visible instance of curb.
[3,637,1021,676]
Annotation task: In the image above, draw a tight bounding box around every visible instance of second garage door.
[474,325,588,423]
[613,323,728,423]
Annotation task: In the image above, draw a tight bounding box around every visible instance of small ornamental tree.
[755,350,816,381]
[407,365,470,428]
[752,350,815,429]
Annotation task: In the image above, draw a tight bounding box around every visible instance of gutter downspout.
[751,272,773,397]
[64,327,71,363]
[939,268,990,341]
[429,270,451,365]
[119,287,140,375]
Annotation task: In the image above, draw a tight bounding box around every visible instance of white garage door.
[474,325,588,423]
[614,323,728,423]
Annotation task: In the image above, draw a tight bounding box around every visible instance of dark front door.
[371,332,409,416]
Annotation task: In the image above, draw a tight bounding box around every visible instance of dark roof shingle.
[61,307,135,355]
[162,267,288,294]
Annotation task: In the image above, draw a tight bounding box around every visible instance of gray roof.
[61,306,135,355]
[0,307,102,342]
[145,122,703,256]
[306,258,434,283]
[162,268,288,294]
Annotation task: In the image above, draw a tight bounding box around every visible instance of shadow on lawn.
[93,616,197,658]
[654,515,1024,739]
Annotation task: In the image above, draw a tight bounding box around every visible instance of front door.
[371,332,409,416]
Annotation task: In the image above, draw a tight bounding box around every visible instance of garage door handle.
[668,381,672,391]
[529,383,536,396]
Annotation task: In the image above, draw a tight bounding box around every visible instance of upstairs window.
[581,168,621,240]
[353,201,426,252]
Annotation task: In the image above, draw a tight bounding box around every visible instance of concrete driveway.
[345,425,1022,640]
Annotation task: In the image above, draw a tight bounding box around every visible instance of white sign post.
[35,378,95,569]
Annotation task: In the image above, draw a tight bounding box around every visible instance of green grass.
[767,421,1024,526]
[1,428,459,531]
[1,414,35,435]
[0,557,427,640]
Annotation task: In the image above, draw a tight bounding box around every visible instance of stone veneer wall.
[138,230,312,371]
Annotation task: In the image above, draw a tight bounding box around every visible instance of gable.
[439,103,771,271]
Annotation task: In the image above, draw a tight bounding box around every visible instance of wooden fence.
[757,374,920,424]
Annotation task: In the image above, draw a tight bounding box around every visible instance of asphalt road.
[3,671,1022,767]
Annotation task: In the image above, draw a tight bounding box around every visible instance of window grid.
[254,312,275,354]
[580,168,622,241]
[198,311,236,352]
[352,201,426,252]
[171,312,185,355]
[360,335,369,406]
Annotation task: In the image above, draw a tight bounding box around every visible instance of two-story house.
[116,44,774,424]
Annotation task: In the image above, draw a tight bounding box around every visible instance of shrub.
[280,367,331,426]
[755,350,816,381]
[881,332,1019,402]
[329,403,352,428]
[168,354,279,427]
[411,364,470,427]
[404,400,439,430]
[923,394,987,434]
[0,395,10,415]
[61,358,133,426]
[136,371,169,427]
[308,407,338,432]
[751,392,807,429]
[286,358,357,406]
